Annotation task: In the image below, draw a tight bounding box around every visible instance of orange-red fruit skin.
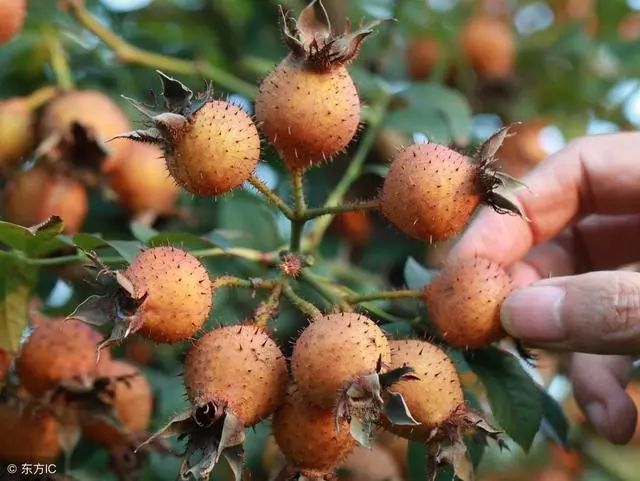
[124,247,212,343]
[459,16,515,79]
[0,404,61,463]
[2,166,88,234]
[406,38,441,80]
[0,0,26,44]
[0,98,33,168]
[425,257,511,348]
[83,360,153,447]
[332,210,372,246]
[109,142,178,216]
[384,339,464,441]
[39,90,131,172]
[183,326,287,426]
[0,348,12,381]
[255,56,360,171]
[16,318,105,397]
[273,388,356,475]
[167,100,260,196]
[291,313,390,408]
[381,143,480,241]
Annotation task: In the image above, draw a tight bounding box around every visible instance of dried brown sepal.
[336,364,419,447]
[421,404,505,481]
[279,0,390,71]
[68,254,147,352]
[273,466,337,481]
[138,402,246,481]
[474,123,531,219]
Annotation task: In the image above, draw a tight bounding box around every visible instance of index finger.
[449,132,640,267]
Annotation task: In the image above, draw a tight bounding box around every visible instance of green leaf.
[217,192,282,251]
[70,233,106,251]
[148,232,217,250]
[385,83,472,144]
[0,221,34,251]
[0,217,66,257]
[105,240,143,264]
[403,257,437,290]
[539,387,569,448]
[407,441,428,481]
[381,321,413,338]
[0,253,38,351]
[130,221,158,244]
[466,347,543,452]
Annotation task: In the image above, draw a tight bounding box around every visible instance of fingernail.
[501,285,566,341]
[585,402,609,437]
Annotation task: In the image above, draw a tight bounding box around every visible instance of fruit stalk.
[248,175,294,219]
[62,0,256,98]
[47,35,74,90]
[282,284,322,319]
[306,93,391,250]
[253,283,284,329]
[345,289,424,304]
[301,199,380,220]
[289,170,306,251]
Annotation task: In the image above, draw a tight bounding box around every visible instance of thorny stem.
[247,175,294,219]
[289,170,306,252]
[62,0,257,98]
[301,199,380,220]
[253,283,284,329]
[306,93,391,250]
[282,284,322,319]
[345,289,424,304]
[47,36,74,90]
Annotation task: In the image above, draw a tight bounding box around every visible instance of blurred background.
[1,0,640,480]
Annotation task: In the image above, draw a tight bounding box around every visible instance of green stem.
[48,36,74,90]
[289,170,306,252]
[345,289,424,304]
[212,276,279,291]
[247,175,294,219]
[282,284,322,319]
[64,0,256,98]
[306,93,391,250]
[300,271,351,311]
[301,198,380,220]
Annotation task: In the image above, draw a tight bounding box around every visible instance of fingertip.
[604,389,638,444]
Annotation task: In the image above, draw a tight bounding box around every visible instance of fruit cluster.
[0,2,545,481]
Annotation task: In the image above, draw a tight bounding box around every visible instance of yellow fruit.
[0,98,33,168]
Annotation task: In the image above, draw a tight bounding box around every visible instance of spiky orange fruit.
[273,387,356,476]
[0,403,61,463]
[183,325,288,425]
[124,247,212,343]
[291,312,390,408]
[83,360,153,447]
[255,56,360,171]
[424,257,511,348]
[497,121,547,178]
[383,339,464,440]
[39,90,131,171]
[406,38,441,80]
[339,444,403,481]
[0,0,26,44]
[381,143,480,241]
[0,98,33,168]
[459,15,515,79]
[16,318,107,397]
[164,100,260,196]
[108,142,178,217]
[2,166,88,234]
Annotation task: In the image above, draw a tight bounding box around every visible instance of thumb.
[501,270,640,354]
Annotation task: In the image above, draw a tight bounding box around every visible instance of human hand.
[447,132,640,444]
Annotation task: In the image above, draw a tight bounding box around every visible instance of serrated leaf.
[539,388,569,448]
[403,257,437,290]
[466,347,543,452]
[0,254,38,351]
